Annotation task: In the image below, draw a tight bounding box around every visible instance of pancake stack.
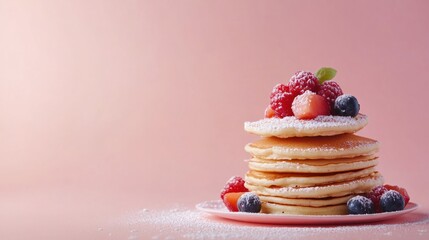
[243,114,384,215]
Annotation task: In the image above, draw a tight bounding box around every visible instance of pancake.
[245,134,379,160]
[245,173,383,199]
[261,202,348,215]
[248,155,378,173]
[259,195,352,207]
[245,167,377,187]
[244,114,368,138]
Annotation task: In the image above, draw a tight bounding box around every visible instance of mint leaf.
[315,67,337,84]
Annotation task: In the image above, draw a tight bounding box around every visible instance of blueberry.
[237,192,261,213]
[347,195,375,214]
[380,190,405,212]
[333,94,360,117]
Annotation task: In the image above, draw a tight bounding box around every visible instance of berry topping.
[264,105,276,118]
[380,190,405,212]
[270,92,295,118]
[223,192,245,212]
[237,192,261,213]
[220,176,248,200]
[347,195,375,214]
[317,81,343,110]
[270,84,289,99]
[333,94,360,117]
[288,71,320,96]
[291,91,330,120]
[366,185,388,213]
[384,184,410,206]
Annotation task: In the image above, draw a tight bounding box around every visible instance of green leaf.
[315,67,337,84]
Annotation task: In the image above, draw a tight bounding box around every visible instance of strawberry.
[291,91,330,120]
[223,192,246,212]
[264,105,276,118]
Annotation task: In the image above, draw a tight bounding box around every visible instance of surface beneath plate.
[196,200,419,225]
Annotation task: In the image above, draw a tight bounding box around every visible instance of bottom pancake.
[259,195,352,207]
[261,202,348,215]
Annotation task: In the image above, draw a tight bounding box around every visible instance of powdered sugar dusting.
[244,114,368,138]
[118,206,429,240]
[270,141,378,153]
[291,90,315,109]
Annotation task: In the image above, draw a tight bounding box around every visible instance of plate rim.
[196,200,419,224]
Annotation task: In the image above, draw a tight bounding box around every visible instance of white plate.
[196,200,418,225]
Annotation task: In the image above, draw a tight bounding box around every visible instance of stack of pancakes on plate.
[243,114,384,215]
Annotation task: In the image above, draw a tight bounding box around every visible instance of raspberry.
[270,84,289,99]
[270,92,295,118]
[291,91,330,120]
[384,184,410,206]
[288,71,320,96]
[220,176,248,200]
[366,185,388,213]
[269,84,294,118]
[317,81,343,109]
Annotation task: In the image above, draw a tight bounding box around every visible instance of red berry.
[270,84,289,99]
[288,71,320,96]
[220,176,248,200]
[270,92,295,118]
[384,184,410,206]
[223,192,245,212]
[317,81,343,110]
[366,186,388,213]
[291,91,330,120]
[264,105,276,118]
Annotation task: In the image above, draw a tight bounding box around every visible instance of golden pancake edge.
[245,133,379,160]
[261,202,348,215]
[245,173,383,199]
[248,155,378,173]
[245,167,377,187]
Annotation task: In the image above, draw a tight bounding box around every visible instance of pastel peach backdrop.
[1,0,428,238]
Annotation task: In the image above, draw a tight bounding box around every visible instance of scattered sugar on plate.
[117,206,429,240]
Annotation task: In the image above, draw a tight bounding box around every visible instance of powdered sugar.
[247,115,367,131]
[118,206,429,240]
[270,142,377,153]
[291,90,316,109]
[244,114,368,138]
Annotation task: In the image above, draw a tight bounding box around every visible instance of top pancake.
[244,114,368,138]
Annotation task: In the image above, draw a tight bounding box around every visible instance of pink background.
[1,0,428,239]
